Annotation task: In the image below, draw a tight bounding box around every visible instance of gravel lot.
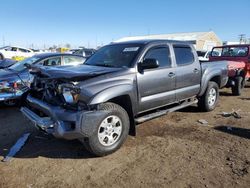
[0,87,249,188]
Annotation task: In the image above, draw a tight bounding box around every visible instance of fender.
[199,70,222,96]
[89,84,135,105]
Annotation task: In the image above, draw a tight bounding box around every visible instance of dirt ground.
[0,87,249,188]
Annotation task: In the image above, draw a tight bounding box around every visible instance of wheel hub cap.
[98,115,122,146]
[208,88,217,106]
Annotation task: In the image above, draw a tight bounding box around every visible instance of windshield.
[211,46,249,57]
[85,44,142,68]
[9,56,40,71]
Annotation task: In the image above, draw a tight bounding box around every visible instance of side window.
[11,47,18,52]
[144,46,171,68]
[43,57,61,66]
[19,48,28,53]
[63,56,84,65]
[18,48,26,53]
[174,46,194,66]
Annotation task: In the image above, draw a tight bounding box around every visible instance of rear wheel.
[80,102,130,156]
[231,76,244,96]
[198,81,219,112]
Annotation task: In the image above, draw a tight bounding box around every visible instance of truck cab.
[209,44,250,95]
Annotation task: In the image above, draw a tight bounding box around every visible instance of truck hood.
[32,65,123,81]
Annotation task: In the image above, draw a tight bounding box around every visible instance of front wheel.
[0,54,4,60]
[198,81,219,112]
[80,102,130,156]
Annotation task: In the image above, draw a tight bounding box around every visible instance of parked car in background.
[21,40,228,156]
[209,44,250,95]
[0,46,34,60]
[65,48,81,54]
[197,50,211,62]
[73,48,96,58]
[197,50,221,62]
[0,53,85,106]
[0,59,17,69]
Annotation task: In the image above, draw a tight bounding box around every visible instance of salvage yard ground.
[0,87,250,188]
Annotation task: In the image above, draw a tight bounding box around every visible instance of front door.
[137,45,176,113]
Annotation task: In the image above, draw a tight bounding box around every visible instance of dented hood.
[32,64,122,80]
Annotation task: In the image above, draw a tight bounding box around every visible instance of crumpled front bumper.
[21,95,108,140]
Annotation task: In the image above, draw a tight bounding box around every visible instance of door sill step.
[135,99,198,124]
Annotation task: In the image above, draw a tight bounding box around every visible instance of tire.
[198,81,219,112]
[0,54,4,60]
[3,99,18,107]
[80,102,130,156]
[231,76,244,96]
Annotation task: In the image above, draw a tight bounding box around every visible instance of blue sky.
[0,0,250,48]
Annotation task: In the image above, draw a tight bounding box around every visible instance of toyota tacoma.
[21,40,228,156]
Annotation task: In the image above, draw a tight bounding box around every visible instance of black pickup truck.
[21,40,228,156]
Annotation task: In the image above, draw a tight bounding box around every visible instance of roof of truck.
[213,44,250,48]
[112,39,193,45]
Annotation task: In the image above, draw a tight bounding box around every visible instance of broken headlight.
[58,84,81,104]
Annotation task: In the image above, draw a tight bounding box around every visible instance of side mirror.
[140,58,159,69]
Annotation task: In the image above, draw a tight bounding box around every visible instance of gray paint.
[21,40,229,139]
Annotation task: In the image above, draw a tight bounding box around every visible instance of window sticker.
[123,47,139,52]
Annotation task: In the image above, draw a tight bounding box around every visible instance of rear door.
[173,44,201,100]
[137,44,176,112]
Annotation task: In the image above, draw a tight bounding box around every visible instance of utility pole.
[239,34,246,44]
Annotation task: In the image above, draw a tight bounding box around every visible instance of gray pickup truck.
[21,40,228,156]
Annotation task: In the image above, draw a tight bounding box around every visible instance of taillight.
[13,82,18,89]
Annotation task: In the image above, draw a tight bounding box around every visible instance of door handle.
[193,68,199,73]
[168,72,175,78]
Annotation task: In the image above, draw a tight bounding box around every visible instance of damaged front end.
[20,70,109,140]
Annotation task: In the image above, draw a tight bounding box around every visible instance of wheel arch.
[199,74,221,96]
[89,85,136,136]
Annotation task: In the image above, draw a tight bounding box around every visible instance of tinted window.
[174,46,194,65]
[19,48,30,53]
[144,46,171,67]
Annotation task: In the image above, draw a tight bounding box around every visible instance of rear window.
[197,51,206,57]
[174,46,194,65]
[211,46,249,57]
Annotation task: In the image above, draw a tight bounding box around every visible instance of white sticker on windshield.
[123,47,139,52]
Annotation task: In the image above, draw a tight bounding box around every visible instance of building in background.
[116,31,222,51]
